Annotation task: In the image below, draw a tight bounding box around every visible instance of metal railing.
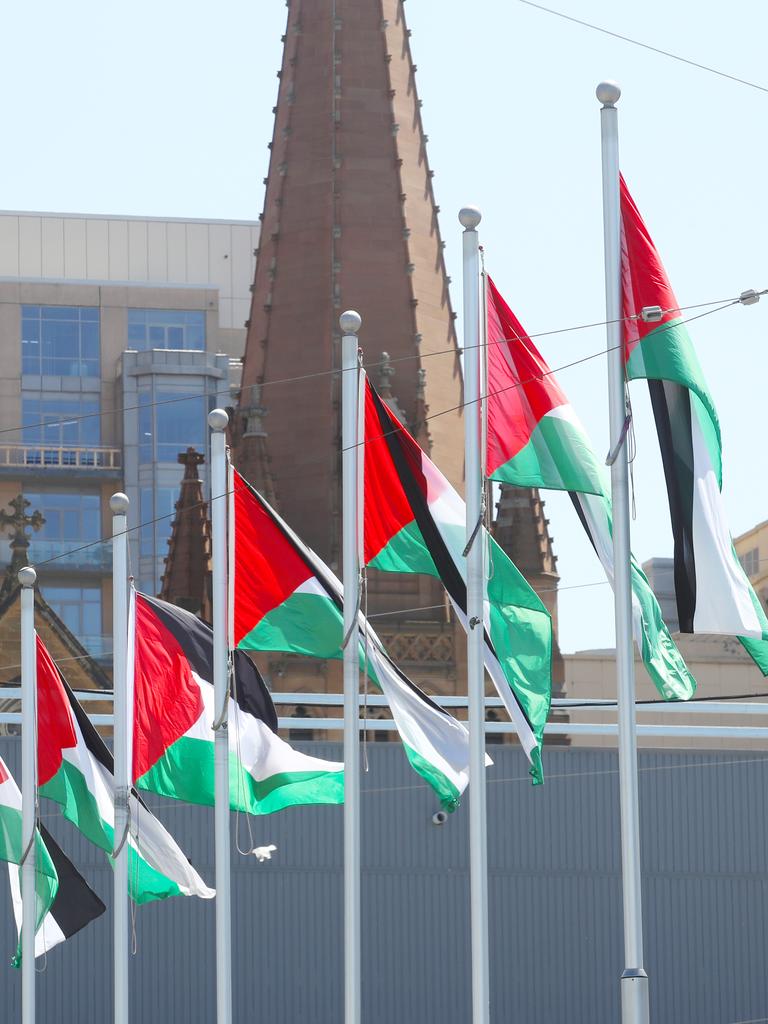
[2,691,768,738]
[27,539,111,571]
[0,445,122,471]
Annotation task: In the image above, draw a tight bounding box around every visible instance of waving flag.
[621,176,768,672]
[486,274,695,700]
[363,378,552,784]
[36,637,214,904]
[8,820,105,966]
[0,755,59,964]
[233,470,477,811]
[132,591,344,814]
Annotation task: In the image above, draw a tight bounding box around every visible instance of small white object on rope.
[249,844,277,863]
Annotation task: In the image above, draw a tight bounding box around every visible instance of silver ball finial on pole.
[458,206,482,230]
[596,80,621,107]
[339,310,362,335]
[109,492,129,516]
[208,408,229,433]
[17,565,36,588]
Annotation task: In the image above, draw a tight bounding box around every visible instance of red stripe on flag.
[0,757,9,786]
[363,380,432,564]
[133,594,205,782]
[620,175,680,360]
[232,471,314,647]
[486,275,568,474]
[36,636,78,786]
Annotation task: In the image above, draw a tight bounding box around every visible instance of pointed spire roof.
[159,448,212,620]
[234,0,463,567]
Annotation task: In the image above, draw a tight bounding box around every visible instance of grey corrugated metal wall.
[2,739,768,1023]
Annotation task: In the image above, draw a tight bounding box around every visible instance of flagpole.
[208,409,233,1024]
[459,205,490,1024]
[597,81,650,1024]
[19,565,37,1024]
[110,492,130,1024]
[340,309,362,1024]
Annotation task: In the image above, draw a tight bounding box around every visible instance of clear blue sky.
[4,1,767,653]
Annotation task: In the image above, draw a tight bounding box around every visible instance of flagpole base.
[620,968,649,1024]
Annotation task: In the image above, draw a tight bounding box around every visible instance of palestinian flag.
[8,818,105,966]
[486,276,605,497]
[485,275,696,701]
[363,378,552,784]
[621,176,768,672]
[233,470,477,811]
[36,637,214,904]
[0,755,58,964]
[132,592,344,814]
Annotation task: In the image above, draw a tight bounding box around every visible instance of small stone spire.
[159,448,212,619]
[377,351,408,425]
[412,366,432,452]
[378,352,395,399]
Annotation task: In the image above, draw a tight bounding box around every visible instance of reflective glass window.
[22,394,100,447]
[139,386,206,464]
[22,306,100,377]
[127,309,205,351]
[24,492,100,542]
[43,584,101,639]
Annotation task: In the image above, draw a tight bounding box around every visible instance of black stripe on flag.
[647,379,697,632]
[61,675,114,776]
[139,594,278,734]
[39,822,105,941]
[368,384,534,733]
[59,667,155,812]
[569,492,599,557]
[370,385,469,611]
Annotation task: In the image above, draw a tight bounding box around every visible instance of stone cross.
[178,447,205,476]
[0,495,45,568]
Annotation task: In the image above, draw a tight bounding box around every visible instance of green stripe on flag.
[402,745,460,811]
[40,762,186,904]
[368,520,438,577]
[137,735,344,814]
[492,414,606,496]
[40,761,112,854]
[627,319,722,482]
[236,592,346,660]
[0,802,25,866]
[0,803,59,966]
[125,842,182,905]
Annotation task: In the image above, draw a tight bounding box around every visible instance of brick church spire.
[233,0,463,568]
[230,0,563,712]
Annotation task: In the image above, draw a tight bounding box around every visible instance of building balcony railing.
[28,538,111,572]
[0,445,122,474]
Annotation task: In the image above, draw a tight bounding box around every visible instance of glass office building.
[0,211,258,657]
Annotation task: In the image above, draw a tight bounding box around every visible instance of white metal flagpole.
[340,309,362,1024]
[597,80,650,1024]
[459,205,491,1024]
[110,492,130,1024]
[208,408,233,1024]
[19,564,37,1024]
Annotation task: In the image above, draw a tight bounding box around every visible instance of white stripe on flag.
[9,864,67,959]
[690,408,762,636]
